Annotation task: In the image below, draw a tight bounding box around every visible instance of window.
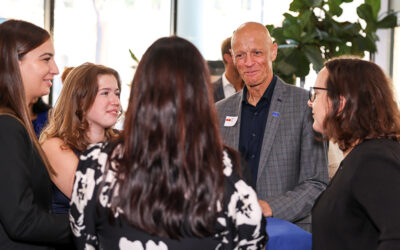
[52,0,171,111]
[0,0,44,27]
[176,0,292,61]
[393,26,400,104]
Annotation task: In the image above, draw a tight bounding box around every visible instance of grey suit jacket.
[212,77,225,103]
[216,77,329,229]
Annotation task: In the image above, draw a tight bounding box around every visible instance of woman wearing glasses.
[308,57,400,250]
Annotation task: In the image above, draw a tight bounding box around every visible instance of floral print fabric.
[70,142,267,250]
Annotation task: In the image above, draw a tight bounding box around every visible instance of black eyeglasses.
[309,87,328,102]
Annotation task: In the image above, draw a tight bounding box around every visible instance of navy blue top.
[32,110,49,137]
[51,149,80,214]
[51,184,71,214]
[239,75,277,185]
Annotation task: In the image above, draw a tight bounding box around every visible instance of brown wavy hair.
[61,66,75,83]
[0,19,55,174]
[40,62,121,152]
[111,36,225,239]
[323,57,400,151]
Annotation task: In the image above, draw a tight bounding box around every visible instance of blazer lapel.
[256,79,286,183]
[220,91,243,149]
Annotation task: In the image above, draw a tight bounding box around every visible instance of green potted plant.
[267,0,398,84]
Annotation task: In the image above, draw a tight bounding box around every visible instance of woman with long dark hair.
[0,19,70,249]
[308,57,400,249]
[70,36,267,249]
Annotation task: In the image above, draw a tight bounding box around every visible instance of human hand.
[258,200,273,217]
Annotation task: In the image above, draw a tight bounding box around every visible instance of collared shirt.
[222,72,237,98]
[239,75,277,185]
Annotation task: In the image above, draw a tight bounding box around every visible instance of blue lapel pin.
[272,112,280,117]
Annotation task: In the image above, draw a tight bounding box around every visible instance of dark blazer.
[312,138,400,249]
[0,114,70,249]
[216,77,329,230]
[212,77,225,103]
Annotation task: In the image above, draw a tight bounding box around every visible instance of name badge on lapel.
[224,116,238,127]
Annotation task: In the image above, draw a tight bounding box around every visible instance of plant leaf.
[309,0,323,7]
[303,45,324,71]
[289,0,307,12]
[266,24,275,34]
[283,23,302,41]
[274,48,297,76]
[283,13,298,26]
[129,49,139,63]
[365,0,380,20]
[271,27,288,44]
[299,10,312,29]
[327,0,343,17]
[356,35,377,53]
[357,4,376,22]
[286,49,310,77]
[377,14,397,29]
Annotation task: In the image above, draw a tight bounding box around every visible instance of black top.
[312,138,400,250]
[70,142,268,249]
[239,75,277,184]
[0,114,70,249]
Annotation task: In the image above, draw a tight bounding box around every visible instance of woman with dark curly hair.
[70,36,267,249]
[308,57,400,249]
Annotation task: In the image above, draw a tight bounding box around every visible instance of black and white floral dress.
[69,143,267,250]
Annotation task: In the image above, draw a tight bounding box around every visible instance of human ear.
[229,49,238,65]
[271,43,278,62]
[223,53,232,63]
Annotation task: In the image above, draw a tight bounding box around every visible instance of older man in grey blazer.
[215,22,329,231]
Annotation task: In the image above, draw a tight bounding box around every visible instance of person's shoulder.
[42,136,64,148]
[215,90,242,109]
[0,114,29,140]
[354,138,400,158]
[0,114,24,129]
[81,142,109,159]
[79,142,122,168]
[75,143,110,180]
[41,137,76,161]
[348,139,400,188]
[212,77,223,86]
[345,139,400,177]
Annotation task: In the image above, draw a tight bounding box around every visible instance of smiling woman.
[0,19,71,249]
[19,39,59,104]
[39,62,121,215]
